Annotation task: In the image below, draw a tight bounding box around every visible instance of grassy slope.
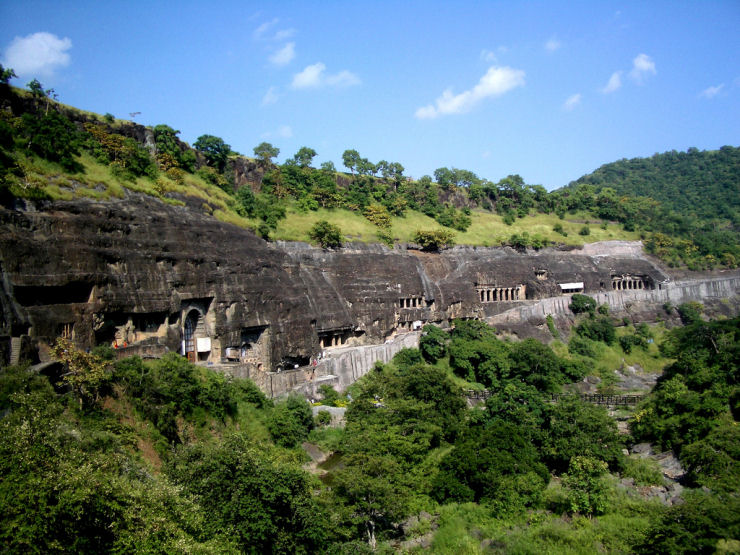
[272,205,640,246]
[20,142,640,247]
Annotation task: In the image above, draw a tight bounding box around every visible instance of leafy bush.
[562,456,609,516]
[21,111,81,170]
[413,229,455,251]
[167,434,328,553]
[637,492,740,554]
[569,335,597,358]
[318,383,340,406]
[111,354,262,443]
[579,225,590,236]
[391,348,424,369]
[419,324,448,362]
[309,220,343,249]
[575,316,617,345]
[433,421,549,511]
[619,334,647,353]
[267,394,314,448]
[316,410,332,427]
[542,397,625,474]
[363,203,391,228]
[569,294,596,315]
[677,301,702,325]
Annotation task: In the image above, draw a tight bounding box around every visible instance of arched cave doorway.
[184,310,199,362]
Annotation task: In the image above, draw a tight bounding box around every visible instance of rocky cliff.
[1,194,738,394]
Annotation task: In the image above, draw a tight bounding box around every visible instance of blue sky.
[1,1,738,190]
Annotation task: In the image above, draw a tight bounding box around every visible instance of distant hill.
[567,146,740,224]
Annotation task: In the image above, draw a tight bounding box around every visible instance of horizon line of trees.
[1,71,738,268]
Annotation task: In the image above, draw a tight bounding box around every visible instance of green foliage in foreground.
[631,317,740,490]
[2,315,739,552]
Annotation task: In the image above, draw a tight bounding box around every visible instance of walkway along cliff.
[1,194,739,396]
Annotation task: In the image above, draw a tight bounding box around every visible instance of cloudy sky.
[1,1,738,189]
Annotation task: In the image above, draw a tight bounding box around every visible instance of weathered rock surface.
[1,194,739,397]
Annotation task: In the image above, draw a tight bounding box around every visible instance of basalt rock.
[1,195,739,388]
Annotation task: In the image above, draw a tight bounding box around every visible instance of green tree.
[569,293,596,315]
[342,149,361,175]
[413,229,455,251]
[253,141,280,165]
[289,146,317,168]
[21,110,81,170]
[193,134,230,172]
[562,456,609,516]
[50,337,111,408]
[419,324,447,363]
[332,453,410,549]
[27,78,45,98]
[542,397,624,474]
[267,394,314,448]
[320,160,336,173]
[153,124,194,171]
[309,220,343,249]
[0,64,17,84]
[433,422,549,511]
[168,434,327,553]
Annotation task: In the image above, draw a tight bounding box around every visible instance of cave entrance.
[184,311,199,362]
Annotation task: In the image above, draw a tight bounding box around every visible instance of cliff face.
[1,195,736,377]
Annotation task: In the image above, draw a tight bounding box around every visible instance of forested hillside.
[2,75,738,271]
[569,147,740,223]
[2,309,739,552]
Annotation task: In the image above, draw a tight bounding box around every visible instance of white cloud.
[630,53,656,82]
[292,63,324,88]
[261,86,279,105]
[480,49,497,62]
[291,62,360,89]
[699,84,724,99]
[253,18,279,39]
[261,124,293,139]
[326,70,360,87]
[273,28,295,41]
[2,32,72,76]
[601,71,622,93]
[563,93,582,111]
[269,42,295,66]
[415,65,525,119]
[545,38,561,52]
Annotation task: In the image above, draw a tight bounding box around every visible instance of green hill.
[568,146,740,224]
[1,81,737,269]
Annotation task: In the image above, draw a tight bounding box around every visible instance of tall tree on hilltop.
[253,141,279,166]
[193,134,231,172]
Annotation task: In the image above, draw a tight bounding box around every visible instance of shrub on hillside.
[309,220,343,249]
[569,294,596,315]
[413,229,456,251]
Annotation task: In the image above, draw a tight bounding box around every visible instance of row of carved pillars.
[612,279,647,291]
[319,333,345,348]
[478,287,521,302]
[400,298,422,308]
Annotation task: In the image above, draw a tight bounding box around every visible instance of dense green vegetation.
[1,79,737,269]
[2,311,738,552]
[568,147,740,269]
